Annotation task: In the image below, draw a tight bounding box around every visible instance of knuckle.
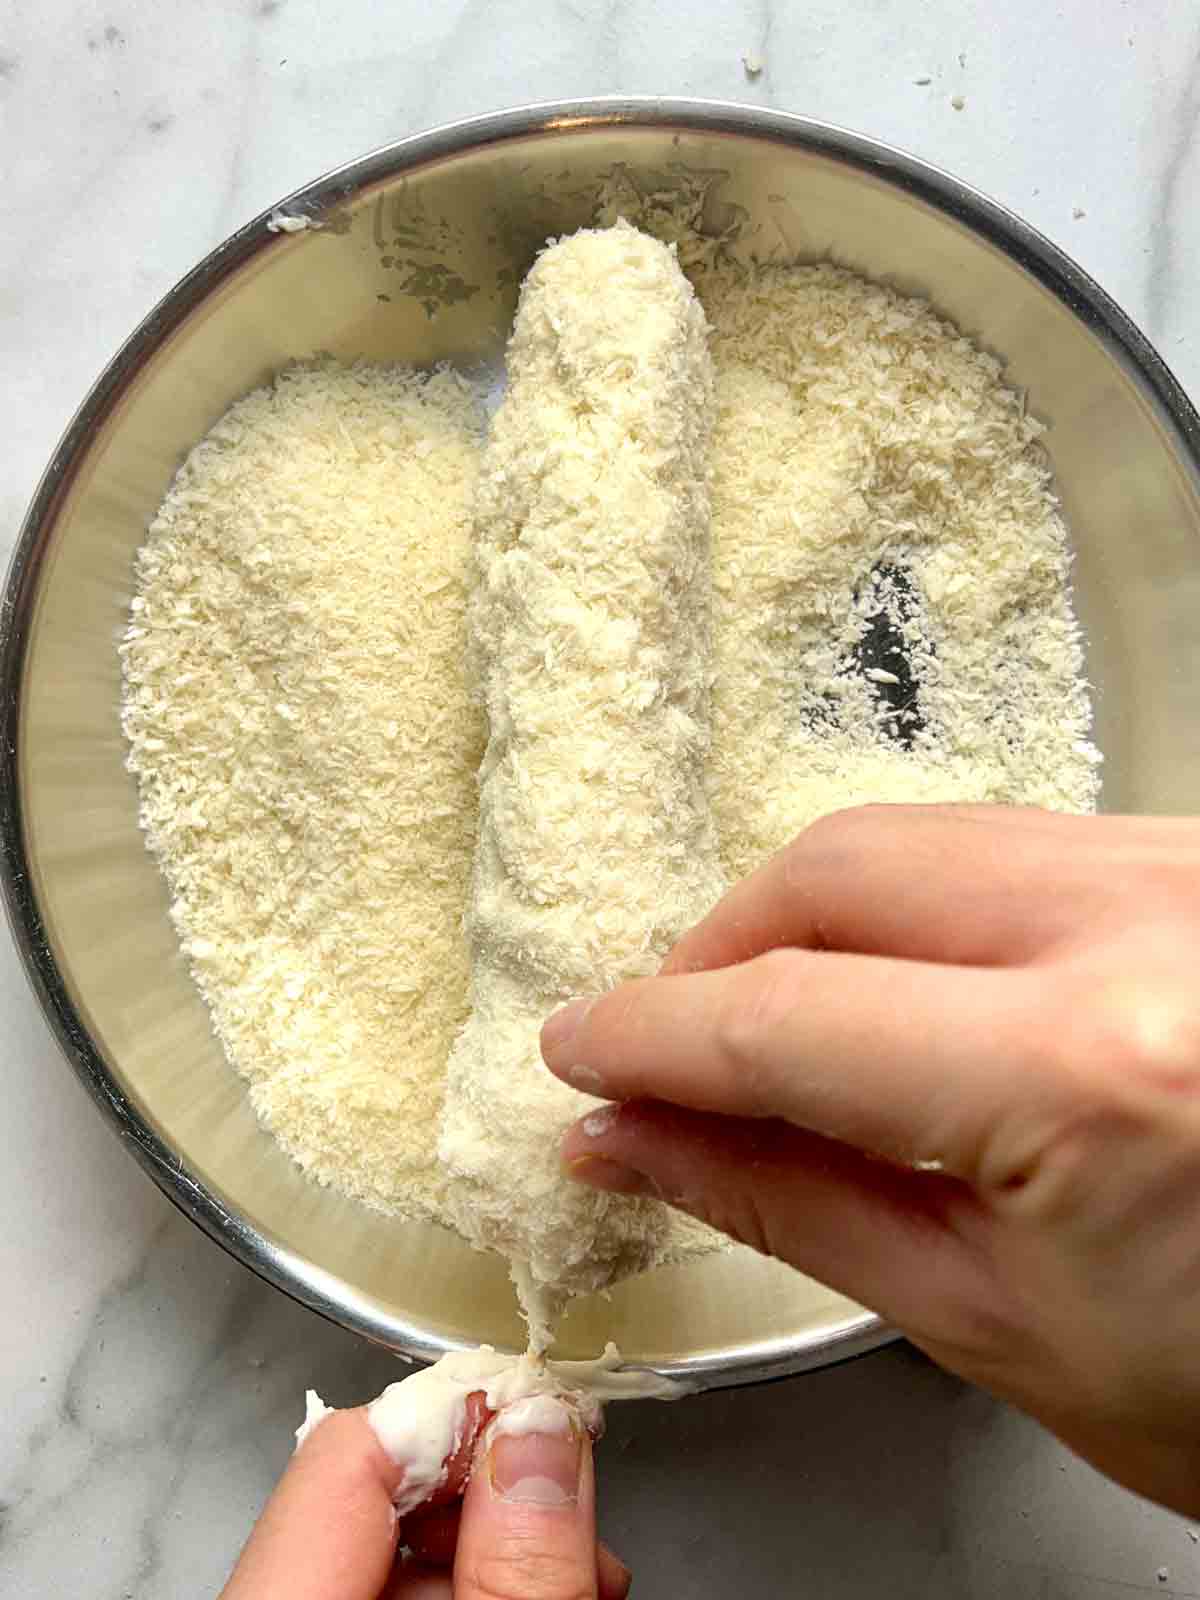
[1014,974,1139,1107]
[919,1296,1032,1378]
[976,972,1200,1211]
[1028,956,1200,1101]
[690,1182,779,1261]
[714,949,804,1114]
[791,803,886,864]
[784,806,896,925]
[1085,977,1200,1097]
[963,983,1110,1198]
[1111,856,1200,916]
[469,1543,594,1600]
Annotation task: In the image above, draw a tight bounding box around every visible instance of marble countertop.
[4,2,1200,1595]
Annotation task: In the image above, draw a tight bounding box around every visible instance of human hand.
[541,805,1200,1516]
[220,1389,630,1599]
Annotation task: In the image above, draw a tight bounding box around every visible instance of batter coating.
[296,1344,685,1515]
[437,221,724,1344]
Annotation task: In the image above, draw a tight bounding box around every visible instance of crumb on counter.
[266,210,321,233]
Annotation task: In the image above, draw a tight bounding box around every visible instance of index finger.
[221,1395,490,1600]
[661,804,1103,978]
[219,1408,405,1600]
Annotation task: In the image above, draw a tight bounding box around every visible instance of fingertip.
[563,1150,655,1197]
[562,1104,660,1197]
[291,1403,407,1501]
[487,1410,585,1506]
[456,1410,598,1597]
[598,1542,633,1600]
[221,1405,404,1600]
[540,995,596,1067]
[431,1389,491,1502]
[563,1099,703,1204]
[403,1504,462,1566]
[381,1562,454,1600]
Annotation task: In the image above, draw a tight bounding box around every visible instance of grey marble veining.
[4,2,1200,1595]
[1145,13,1200,342]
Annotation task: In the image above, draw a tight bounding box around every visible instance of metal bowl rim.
[4,96,1198,1387]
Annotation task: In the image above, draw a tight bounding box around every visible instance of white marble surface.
[3,1,1200,1595]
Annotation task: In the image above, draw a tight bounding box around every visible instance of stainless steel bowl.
[5,100,1200,1387]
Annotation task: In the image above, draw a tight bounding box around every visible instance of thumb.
[453,1397,598,1600]
[561,1100,984,1335]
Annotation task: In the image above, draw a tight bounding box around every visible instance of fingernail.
[490,1421,583,1506]
[564,1062,605,1093]
[610,1554,633,1597]
[541,997,595,1064]
[580,1104,618,1139]
[566,1154,655,1197]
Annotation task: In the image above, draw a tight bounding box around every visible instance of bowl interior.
[11,109,1200,1377]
